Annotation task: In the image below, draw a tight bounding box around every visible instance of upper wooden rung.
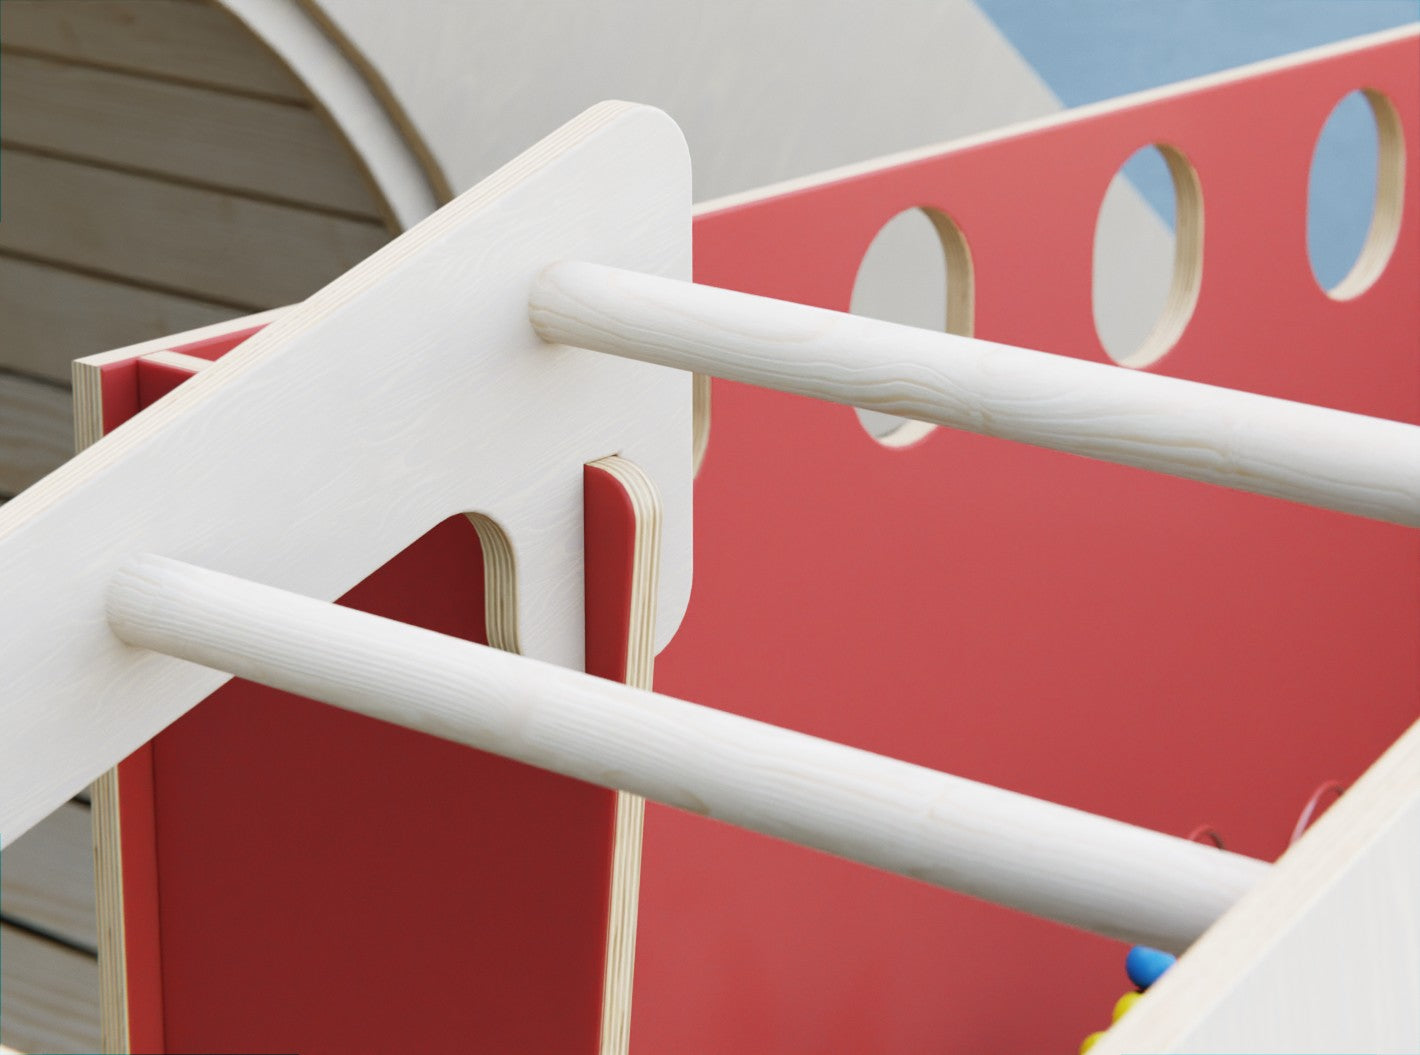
[531,261,1420,528]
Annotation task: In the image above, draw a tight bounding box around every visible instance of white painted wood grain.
[107,554,1268,952]
[0,374,73,499]
[1,801,96,949]
[2,52,381,216]
[0,0,307,100]
[0,102,692,846]
[0,149,388,308]
[0,924,100,1055]
[1094,717,1420,1054]
[0,255,239,386]
[530,262,1420,527]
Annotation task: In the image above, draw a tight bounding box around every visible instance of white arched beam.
[530,262,1420,528]
[108,553,1267,954]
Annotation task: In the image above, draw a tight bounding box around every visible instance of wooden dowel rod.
[108,554,1268,952]
[529,261,1420,528]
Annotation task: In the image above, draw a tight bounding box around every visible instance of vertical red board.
[634,36,1420,1053]
[108,341,644,1052]
[151,519,616,1054]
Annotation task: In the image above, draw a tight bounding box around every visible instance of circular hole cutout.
[1308,89,1404,299]
[849,207,973,446]
[1092,144,1202,368]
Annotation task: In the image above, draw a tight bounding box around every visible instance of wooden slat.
[0,924,100,1055]
[2,802,96,950]
[0,0,307,100]
[0,150,389,307]
[0,373,72,498]
[2,52,382,216]
[0,255,240,385]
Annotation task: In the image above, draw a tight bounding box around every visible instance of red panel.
[114,746,164,1055]
[151,517,615,1054]
[169,324,271,362]
[106,343,644,1052]
[136,360,201,406]
[584,463,640,685]
[634,36,1420,1053]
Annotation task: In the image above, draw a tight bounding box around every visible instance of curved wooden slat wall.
[0,3,427,1050]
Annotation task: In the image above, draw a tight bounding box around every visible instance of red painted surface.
[633,35,1420,1053]
[102,351,645,1052]
[135,359,203,406]
[169,324,271,362]
[108,34,1419,1055]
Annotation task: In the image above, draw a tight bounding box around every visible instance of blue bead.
[1126,946,1176,989]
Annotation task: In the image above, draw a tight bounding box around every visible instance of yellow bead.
[1113,991,1141,1021]
[1080,1030,1106,1054]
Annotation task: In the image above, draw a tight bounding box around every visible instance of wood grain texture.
[0,255,239,386]
[1095,718,1420,1054]
[222,0,442,228]
[0,148,388,307]
[0,102,693,846]
[0,0,307,100]
[0,924,101,1055]
[108,554,1269,952]
[1,801,96,949]
[585,456,662,1055]
[0,373,73,498]
[532,261,1420,527]
[1,52,382,215]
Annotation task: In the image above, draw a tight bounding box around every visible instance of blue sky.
[976,0,1420,286]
